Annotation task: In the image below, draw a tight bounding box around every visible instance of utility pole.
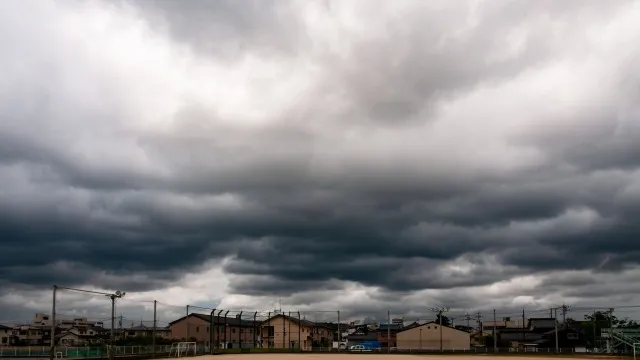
[554,308,559,353]
[430,306,449,352]
[49,285,57,360]
[108,291,125,360]
[337,311,341,351]
[474,312,483,332]
[592,311,596,351]
[493,309,497,352]
[387,310,391,353]
[464,313,472,330]
[561,304,570,329]
[609,308,614,329]
[152,300,157,358]
[186,305,190,341]
[522,308,526,344]
[608,308,614,354]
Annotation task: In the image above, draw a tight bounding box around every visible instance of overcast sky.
[2,0,640,326]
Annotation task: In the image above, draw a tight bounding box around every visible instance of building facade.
[260,314,332,351]
[1,325,18,345]
[123,324,171,339]
[169,313,257,349]
[396,321,471,350]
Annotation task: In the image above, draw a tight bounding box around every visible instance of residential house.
[16,325,45,345]
[345,324,378,346]
[1,324,18,345]
[55,325,109,346]
[314,322,349,342]
[534,327,586,350]
[396,321,471,350]
[498,317,557,349]
[32,313,53,326]
[169,313,257,349]
[376,323,404,348]
[123,324,171,339]
[481,318,525,336]
[57,317,94,330]
[259,314,332,351]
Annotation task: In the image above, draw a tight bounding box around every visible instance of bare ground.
[176,355,628,360]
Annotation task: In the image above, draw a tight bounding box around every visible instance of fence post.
[253,312,257,349]
[214,309,216,354]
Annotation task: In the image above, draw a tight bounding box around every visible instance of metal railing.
[0,345,176,358]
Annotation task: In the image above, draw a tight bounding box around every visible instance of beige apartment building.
[123,324,171,339]
[170,313,257,349]
[396,321,470,350]
[260,314,332,351]
[1,324,18,345]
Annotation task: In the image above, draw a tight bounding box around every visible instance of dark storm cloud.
[1,0,640,319]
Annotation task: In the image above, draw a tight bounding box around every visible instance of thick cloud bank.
[1,0,640,321]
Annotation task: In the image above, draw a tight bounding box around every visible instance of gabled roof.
[126,324,170,331]
[315,322,348,332]
[377,323,404,331]
[0,324,14,330]
[396,321,470,335]
[91,326,108,333]
[259,314,332,330]
[169,313,255,327]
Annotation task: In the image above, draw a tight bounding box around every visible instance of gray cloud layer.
[1,0,640,320]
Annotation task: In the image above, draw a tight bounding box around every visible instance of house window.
[196,327,199,333]
[567,333,579,340]
[232,328,236,333]
[206,327,209,333]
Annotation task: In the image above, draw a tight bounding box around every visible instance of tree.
[581,311,619,348]
[436,314,451,327]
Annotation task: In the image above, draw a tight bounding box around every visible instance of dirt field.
[179,355,627,360]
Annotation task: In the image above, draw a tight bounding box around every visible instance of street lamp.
[50,286,126,360]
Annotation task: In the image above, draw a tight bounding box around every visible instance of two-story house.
[376,322,404,348]
[169,313,257,349]
[0,324,18,345]
[499,317,557,349]
[123,324,171,339]
[260,314,332,351]
[56,325,109,346]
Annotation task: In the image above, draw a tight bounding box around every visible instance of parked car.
[349,345,372,352]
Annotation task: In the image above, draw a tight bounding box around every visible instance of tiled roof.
[396,321,470,335]
[259,314,332,329]
[169,313,255,327]
[126,325,170,331]
[0,324,14,330]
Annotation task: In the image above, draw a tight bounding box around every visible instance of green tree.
[436,314,451,327]
[582,311,618,348]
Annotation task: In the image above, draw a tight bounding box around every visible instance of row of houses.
[0,314,171,347]
[2,312,590,351]
[339,316,589,351]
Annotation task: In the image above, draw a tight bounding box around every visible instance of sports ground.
[175,355,631,360]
